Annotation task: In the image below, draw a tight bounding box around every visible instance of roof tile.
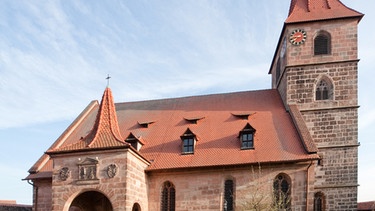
[30,89,319,179]
[286,0,363,23]
[47,87,128,154]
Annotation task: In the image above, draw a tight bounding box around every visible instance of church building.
[25,0,363,210]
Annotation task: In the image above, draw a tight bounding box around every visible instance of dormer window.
[239,123,256,150]
[137,120,155,128]
[180,128,197,154]
[232,112,252,120]
[184,116,205,124]
[125,133,144,151]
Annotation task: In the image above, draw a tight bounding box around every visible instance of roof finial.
[106,74,111,87]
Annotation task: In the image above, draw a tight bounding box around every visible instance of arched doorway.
[69,191,113,211]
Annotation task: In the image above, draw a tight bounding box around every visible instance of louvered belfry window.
[161,181,175,211]
[223,180,234,211]
[314,32,331,55]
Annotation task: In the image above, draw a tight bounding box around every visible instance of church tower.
[269,0,363,210]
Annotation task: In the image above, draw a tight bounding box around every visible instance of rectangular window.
[241,133,254,149]
[224,180,234,211]
[183,138,194,153]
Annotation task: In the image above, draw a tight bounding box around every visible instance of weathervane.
[106,74,111,87]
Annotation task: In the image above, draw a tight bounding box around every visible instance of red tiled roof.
[286,0,363,23]
[47,88,128,154]
[288,104,318,153]
[358,201,375,211]
[28,89,318,179]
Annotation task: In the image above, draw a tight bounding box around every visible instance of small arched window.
[223,179,234,211]
[161,181,175,211]
[273,174,291,210]
[314,192,325,211]
[315,77,333,101]
[314,31,331,55]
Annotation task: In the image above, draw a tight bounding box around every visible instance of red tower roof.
[286,0,363,23]
[48,87,128,154]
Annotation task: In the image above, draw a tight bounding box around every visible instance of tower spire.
[48,87,127,153]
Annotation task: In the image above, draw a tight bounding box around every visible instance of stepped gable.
[47,87,128,154]
[286,0,363,23]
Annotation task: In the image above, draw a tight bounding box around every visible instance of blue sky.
[0,0,374,205]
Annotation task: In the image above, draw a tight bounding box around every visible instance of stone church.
[25,0,363,210]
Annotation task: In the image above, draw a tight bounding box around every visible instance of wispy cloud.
[0,1,287,129]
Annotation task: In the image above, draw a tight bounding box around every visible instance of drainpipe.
[306,161,313,211]
[27,180,38,211]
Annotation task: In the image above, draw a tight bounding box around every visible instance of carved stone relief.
[106,164,118,178]
[58,167,70,181]
[77,157,99,181]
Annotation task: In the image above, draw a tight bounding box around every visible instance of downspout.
[27,180,38,211]
[306,161,313,211]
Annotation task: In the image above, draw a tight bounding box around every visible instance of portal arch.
[66,190,113,211]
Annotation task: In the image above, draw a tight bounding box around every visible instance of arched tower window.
[314,192,325,211]
[223,179,234,211]
[161,181,175,211]
[132,203,141,211]
[273,173,291,210]
[315,77,333,101]
[314,31,331,55]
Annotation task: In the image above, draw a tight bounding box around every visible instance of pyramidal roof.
[286,0,363,23]
[48,87,128,154]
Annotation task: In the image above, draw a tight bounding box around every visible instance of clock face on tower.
[289,29,307,45]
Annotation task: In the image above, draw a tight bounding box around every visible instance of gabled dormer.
[239,123,256,150]
[180,128,197,154]
[125,132,145,151]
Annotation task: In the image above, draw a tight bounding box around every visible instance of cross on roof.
[106,74,111,87]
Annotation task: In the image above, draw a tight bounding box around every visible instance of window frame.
[314,192,325,211]
[223,179,234,211]
[161,181,175,211]
[273,173,291,210]
[182,136,195,154]
[239,123,256,150]
[314,31,331,55]
[180,128,197,154]
[315,76,334,101]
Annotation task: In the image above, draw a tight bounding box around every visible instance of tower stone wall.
[271,15,360,211]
